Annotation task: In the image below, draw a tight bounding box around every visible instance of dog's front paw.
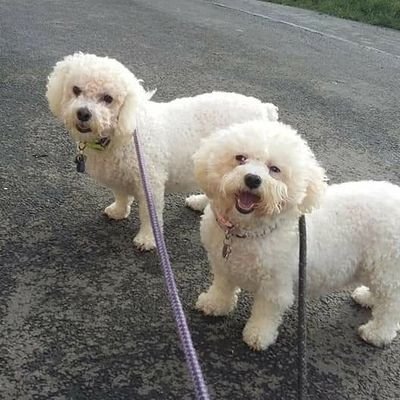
[133,231,156,251]
[104,202,131,220]
[196,290,237,316]
[242,321,278,351]
[358,321,397,347]
[185,194,208,212]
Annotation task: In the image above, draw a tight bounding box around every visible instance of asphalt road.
[1,0,399,399]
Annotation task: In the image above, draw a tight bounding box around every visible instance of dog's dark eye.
[269,166,281,173]
[73,86,82,96]
[102,94,113,104]
[235,155,247,164]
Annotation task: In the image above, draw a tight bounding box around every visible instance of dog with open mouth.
[46,52,279,250]
[193,119,400,351]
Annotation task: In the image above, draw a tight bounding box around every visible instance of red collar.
[213,207,277,261]
[215,213,237,233]
[213,208,276,239]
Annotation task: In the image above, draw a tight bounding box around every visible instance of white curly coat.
[194,120,400,350]
[46,53,279,250]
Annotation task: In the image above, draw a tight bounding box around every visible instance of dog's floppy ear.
[298,160,327,213]
[46,53,81,119]
[193,136,220,198]
[117,89,139,135]
[117,78,152,135]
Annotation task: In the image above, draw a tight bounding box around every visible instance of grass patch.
[264,0,400,30]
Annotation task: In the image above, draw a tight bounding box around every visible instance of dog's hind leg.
[104,191,134,220]
[352,286,375,308]
[185,194,208,212]
[358,292,400,347]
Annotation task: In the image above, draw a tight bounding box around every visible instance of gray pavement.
[1,0,400,399]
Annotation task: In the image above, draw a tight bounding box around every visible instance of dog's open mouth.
[76,123,91,133]
[235,191,260,214]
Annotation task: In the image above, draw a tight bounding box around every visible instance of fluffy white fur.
[194,120,400,350]
[46,52,279,250]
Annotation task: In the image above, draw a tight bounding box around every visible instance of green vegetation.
[265,0,400,30]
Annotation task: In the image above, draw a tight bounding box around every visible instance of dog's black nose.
[77,107,92,122]
[244,173,262,189]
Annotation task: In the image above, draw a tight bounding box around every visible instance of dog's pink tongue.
[238,191,259,210]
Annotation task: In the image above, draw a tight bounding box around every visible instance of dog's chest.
[85,146,139,193]
[224,240,269,291]
[201,210,299,293]
[202,225,276,292]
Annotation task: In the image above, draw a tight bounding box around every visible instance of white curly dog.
[194,119,400,350]
[46,52,279,250]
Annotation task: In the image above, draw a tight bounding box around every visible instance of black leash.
[298,214,307,400]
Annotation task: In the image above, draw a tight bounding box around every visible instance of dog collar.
[82,137,111,151]
[213,207,277,260]
[215,211,276,239]
[74,137,111,173]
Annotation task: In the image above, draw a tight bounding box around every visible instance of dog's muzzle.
[244,173,262,189]
[75,107,92,133]
[77,107,92,122]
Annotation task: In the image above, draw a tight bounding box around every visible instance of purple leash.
[133,128,210,400]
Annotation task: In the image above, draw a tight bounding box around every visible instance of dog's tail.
[263,102,279,122]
